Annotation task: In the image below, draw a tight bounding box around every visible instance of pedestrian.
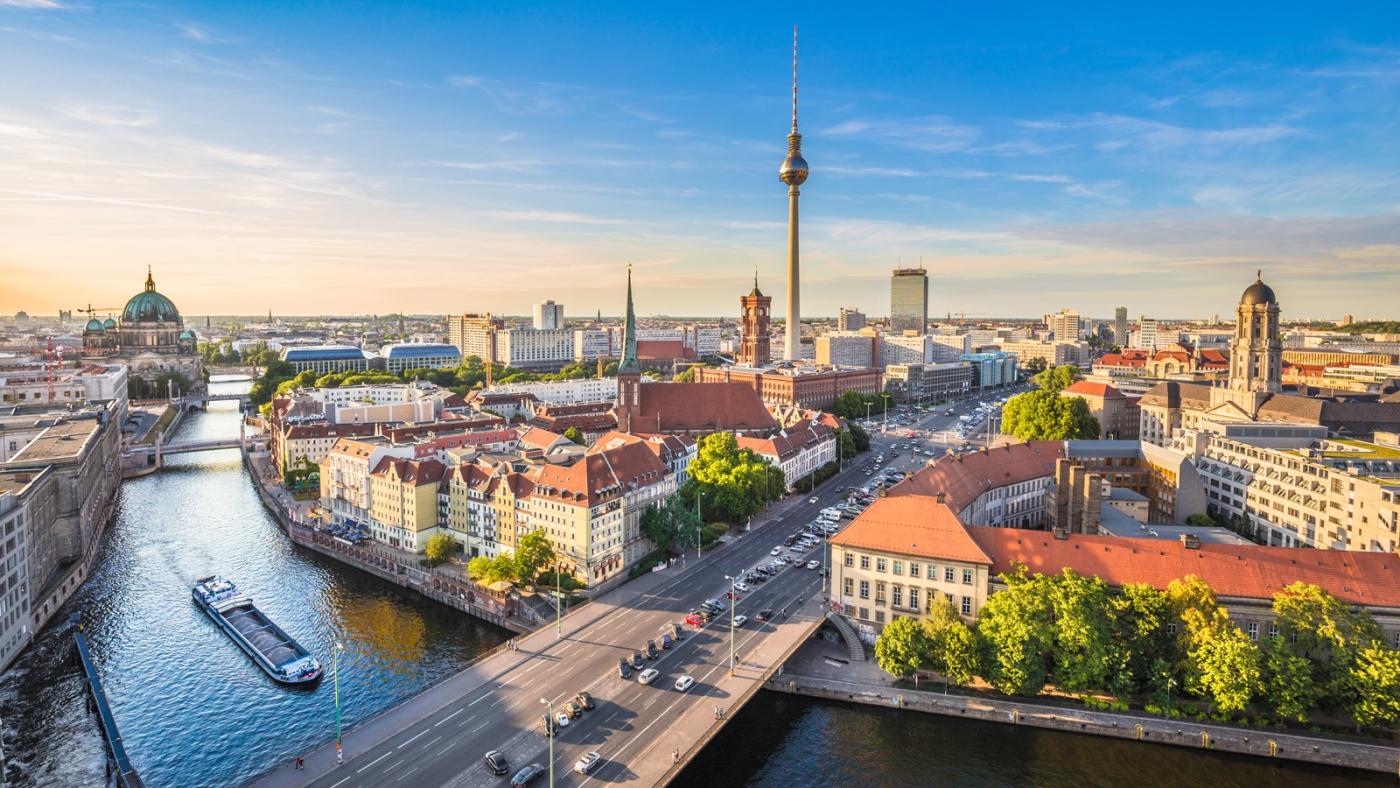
[672,749,680,763]
[294,755,304,770]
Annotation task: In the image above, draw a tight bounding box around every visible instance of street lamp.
[724,575,737,675]
[333,641,346,765]
[539,697,554,788]
[694,491,705,561]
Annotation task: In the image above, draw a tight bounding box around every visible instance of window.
[844,552,854,567]
[960,596,972,616]
[844,577,853,596]
[944,567,955,582]
[874,610,885,624]
[1166,622,1176,635]
[908,588,919,612]
[876,558,887,573]
[859,580,869,599]
[859,607,869,620]
[892,586,903,608]
[1269,623,1279,639]
[860,555,870,570]
[909,563,920,578]
[945,592,954,605]
[1247,622,1258,641]
[962,568,973,585]
[893,560,903,575]
[875,582,886,604]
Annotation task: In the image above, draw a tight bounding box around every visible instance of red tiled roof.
[829,495,992,565]
[968,529,1400,609]
[1097,353,1145,368]
[889,441,1065,514]
[369,457,446,485]
[636,339,694,360]
[535,440,668,506]
[1199,348,1229,363]
[517,425,568,450]
[1063,381,1123,398]
[630,382,777,434]
[284,423,376,440]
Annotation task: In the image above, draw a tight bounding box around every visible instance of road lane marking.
[356,752,391,773]
[436,742,455,757]
[468,693,489,707]
[395,765,419,784]
[425,735,443,748]
[434,708,463,726]
[471,719,491,733]
[384,758,404,773]
[396,729,428,749]
[328,778,350,788]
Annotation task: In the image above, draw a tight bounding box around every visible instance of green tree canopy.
[639,497,700,554]
[1000,389,1099,441]
[1349,644,1400,728]
[1047,569,1115,693]
[1194,623,1263,714]
[975,568,1054,696]
[845,421,871,452]
[682,432,784,523]
[875,616,930,680]
[467,553,518,585]
[1033,364,1081,394]
[1273,581,1385,710]
[423,532,457,567]
[563,427,585,445]
[514,529,557,583]
[1262,636,1317,723]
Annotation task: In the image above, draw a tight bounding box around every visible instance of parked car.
[484,750,510,776]
[733,614,748,628]
[806,560,820,570]
[575,691,594,710]
[808,496,819,504]
[706,598,728,611]
[684,613,705,627]
[661,632,673,649]
[562,701,582,719]
[618,657,632,678]
[674,675,695,692]
[631,651,644,670]
[511,763,545,787]
[733,581,750,592]
[540,715,556,738]
[645,640,659,659]
[574,751,602,775]
[638,668,660,685]
[771,546,783,556]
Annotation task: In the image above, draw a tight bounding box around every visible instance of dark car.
[618,657,632,678]
[575,691,595,710]
[563,701,582,719]
[645,640,659,659]
[690,608,714,623]
[756,609,775,622]
[540,715,556,738]
[631,651,645,670]
[511,763,545,787]
[484,750,510,776]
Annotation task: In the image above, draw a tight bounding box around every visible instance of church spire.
[144,266,155,292]
[618,264,640,375]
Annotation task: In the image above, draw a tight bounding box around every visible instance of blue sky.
[0,1,1397,320]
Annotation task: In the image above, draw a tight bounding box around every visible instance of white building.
[573,328,618,360]
[0,470,39,672]
[533,300,564,331]
[379,343,462,373]
[736,420,837,491]
[495,327,573,370]
[489,377,618,405]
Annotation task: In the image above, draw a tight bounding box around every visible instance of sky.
[0,2,1397,321]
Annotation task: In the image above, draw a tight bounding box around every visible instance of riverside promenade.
[770,636,1400,775]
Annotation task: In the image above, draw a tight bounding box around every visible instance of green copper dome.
[103,317,117,329]
[122,269,181,324]
[85,318,105,332]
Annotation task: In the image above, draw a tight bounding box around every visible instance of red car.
[726,591,741,601]
[684,613,705,626]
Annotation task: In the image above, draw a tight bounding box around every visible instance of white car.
[732,615,748,628]
[770,546,783,556]
[733,581,751,593]
[575,751,602,775]
[674,675,695,692]
[806,560,820,570]
[555,711,571,727]
[638,668,660,685]
[808,496,819,504]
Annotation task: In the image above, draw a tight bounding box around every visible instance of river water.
[0,378,1388,787]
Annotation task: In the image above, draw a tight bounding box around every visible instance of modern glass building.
[890,268,928,334]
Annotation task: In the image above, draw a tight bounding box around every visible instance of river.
[0,379,1388,787]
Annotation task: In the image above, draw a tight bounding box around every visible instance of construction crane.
[76,304,118,319]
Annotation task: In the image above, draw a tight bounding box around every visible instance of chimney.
[1052,526,1069,540]
[935,491,946,504]
[1180,533,1201,550]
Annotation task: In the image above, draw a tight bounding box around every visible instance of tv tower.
[779,26,809,362]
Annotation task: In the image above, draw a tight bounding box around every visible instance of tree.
[1000,389,1100,441]
[674,364,702,383]
[837,429,857,461]
[1184,512,1217,528]
[1195,623,1262,714]
[467,554,518,585]
[563,427,585,445]
[639,497,700,554]
[514,529,556,583]
[1032,364,1080,394]
[846,421,871,452]
[1272,581,1384,710]
[875,616,929,682]
[1261,636,1317,723]
[832,390,869,420]
[1106,583,1174,696]
[1021,357,1048,375]
[1166,575,1230,696]
[1047,569,1115,693]
[975,568,1054,696]
[941,622,980,687]
[684,433,785,523]
[423,533,457,567]
[1349,644,1400,728]
[920,596,964,673]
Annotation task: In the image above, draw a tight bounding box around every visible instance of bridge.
[178,392,250,410]
[248,458,880,788]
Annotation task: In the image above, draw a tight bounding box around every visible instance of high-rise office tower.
[738,275,772,367]
[533,300,564,330]
[779,27,808,361]
[1048,309,1082,341]
[838,307,866,331]
[1114,307,1128,345]
[889,268,929,334]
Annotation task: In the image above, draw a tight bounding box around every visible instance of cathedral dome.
[1240,273,1276,306]
[103,317,117,329]
[85,318,104,332]
[122,269,181,324]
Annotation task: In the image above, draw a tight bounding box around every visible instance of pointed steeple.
[144,266,156,292]
[749,268,764,297]
[617,265,641,375]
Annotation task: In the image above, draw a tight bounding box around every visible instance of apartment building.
[368,457,447,551]
[736,418,836,490]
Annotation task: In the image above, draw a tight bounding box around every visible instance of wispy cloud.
[1024,113,1299,153]
[0,0,67,8]
[486,209,628,225]
[822,116,980,153]
[176,21,218,43]
[0,188,240,217]
[447,74,602,115]
[426,159,542,173]
[61,105,159,128]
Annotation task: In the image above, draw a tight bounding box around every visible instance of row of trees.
[999,364,1100,441]
[875,570,1400,729]
[197,340,281,368]
[464,530,557,586]
[831,389,895,421]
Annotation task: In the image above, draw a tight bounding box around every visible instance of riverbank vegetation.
[874,569,1400,735]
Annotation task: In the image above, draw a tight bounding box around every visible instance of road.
[262,455,880,788]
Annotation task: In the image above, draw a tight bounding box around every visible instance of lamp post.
[539,697,554,788]
[1166,676,1176,714]
[864,401,872,423]
[694,491,704,561]
[724,575,737,675]
[333,641,346,766]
